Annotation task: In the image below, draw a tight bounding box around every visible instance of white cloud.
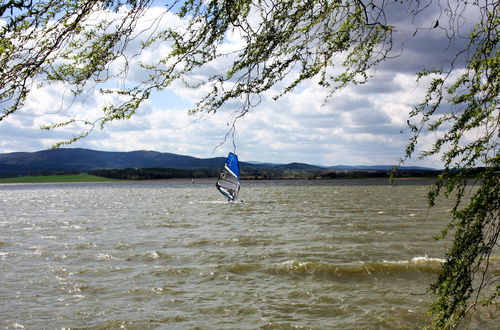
[1,2,479,168]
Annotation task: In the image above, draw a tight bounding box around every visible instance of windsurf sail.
[216,152,241,201]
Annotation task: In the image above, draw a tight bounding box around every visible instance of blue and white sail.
[216,152,241,201]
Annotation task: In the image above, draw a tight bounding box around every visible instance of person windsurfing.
[216,153,241,201]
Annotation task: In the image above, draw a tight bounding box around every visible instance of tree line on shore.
[3,167,444,181]
[88,167,441,180]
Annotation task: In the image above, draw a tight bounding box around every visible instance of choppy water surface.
[0,179,497,329]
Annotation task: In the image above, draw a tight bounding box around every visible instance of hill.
[0,148,229,177]
[0,148,439,180]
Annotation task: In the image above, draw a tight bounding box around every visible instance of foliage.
[0,0,498,327]
[0,0,158,143]
[403,3,499,326]
[1,0,393,140]
[90,167,219,179]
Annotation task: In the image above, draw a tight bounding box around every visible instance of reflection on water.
[0,179,497,328]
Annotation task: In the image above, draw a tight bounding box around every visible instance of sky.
[0,1,478,168]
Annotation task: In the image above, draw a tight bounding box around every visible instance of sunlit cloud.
[0,3,473,168]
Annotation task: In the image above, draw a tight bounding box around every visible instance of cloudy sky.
[0,1,477,168]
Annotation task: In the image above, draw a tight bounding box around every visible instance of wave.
[277,258,443,275]
[217,257,445,277]
[143,256,448,278]
[198,200,230,204]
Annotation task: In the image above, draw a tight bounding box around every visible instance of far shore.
[0,175,223,184]
[0,174,121,184]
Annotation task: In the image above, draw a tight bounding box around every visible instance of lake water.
[0,179,497,329]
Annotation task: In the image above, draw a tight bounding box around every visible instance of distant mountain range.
[0,148,438,179]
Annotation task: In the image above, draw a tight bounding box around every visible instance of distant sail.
[216,152,241,201]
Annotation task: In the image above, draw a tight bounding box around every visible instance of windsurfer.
[216,152,241,201]
[227,189,235,201]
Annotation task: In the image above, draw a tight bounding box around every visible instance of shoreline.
[0,174,121,184]
[0,174,439,185]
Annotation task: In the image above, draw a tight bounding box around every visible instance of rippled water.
[0,179,496,328]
